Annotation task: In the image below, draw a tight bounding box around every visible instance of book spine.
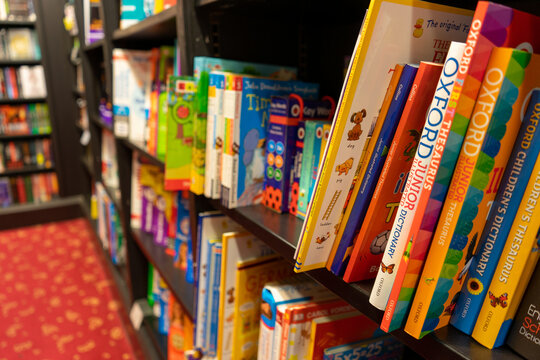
[190,70,209,195]
[452,89,540,334]
[405,42,512,339]
[208,242,222,356]
[204,73,218,199]
[279,308,292,360]
[156,46,174,160]
[380,43,465,331]
[112,49,130,138]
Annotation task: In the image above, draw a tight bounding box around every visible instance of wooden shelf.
[118,138,165,171]
[0,132,51,140]
[0,165,54,177]
[131,228,195,320]
[204,198,521,360]
[0,59,41,66]
[112,7,176,46]
[0,20,36,27]
[0,97,46,104]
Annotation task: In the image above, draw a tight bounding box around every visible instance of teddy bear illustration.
[335,157,354,175]
[347,109,366,141]
[413,18,424,38]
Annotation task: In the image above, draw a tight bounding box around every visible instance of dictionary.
[451,89,540,334]
[507,263,540,359]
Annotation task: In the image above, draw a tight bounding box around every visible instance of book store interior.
[1,0,540,359]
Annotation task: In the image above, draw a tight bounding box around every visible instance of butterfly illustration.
[488,291,508,308]
[381,262,395,274]
[443,292,460,316]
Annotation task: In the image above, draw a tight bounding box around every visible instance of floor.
[0,218,144,360]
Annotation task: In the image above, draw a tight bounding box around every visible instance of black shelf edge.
[0,59,41,66]
[112,7,176,43]
[141,316,168,360]
[131,227,195,320]
[0,97,46,104]
[82,39,104,52]
[204,198,521,360]
[118,138,165,171]
[0,165,55,177]
[0,132,51,140]
[0,20,36,27]
[81,156,94,178]
[91,114,114,132]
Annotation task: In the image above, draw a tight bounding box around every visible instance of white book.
[370,41,465,310]
[130,153,142,229]
[18,65,46,98]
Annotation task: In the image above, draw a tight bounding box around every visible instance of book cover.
[309,312,381,360]
[7,28,34,59]
[406,49,539,339]
[217,231,275,360]
[294,0,473,272]
[507,262,540,359]
[405,2,540,339]
[330,63,419,277]
[452,89,540,334]
[221,77,319,208]
[0,177,11,207]
[145,48,160,155]
[156,46,175,160]
[164,76,196,191]
[120,0,145,29]
[231,257,292,360]
[322,336,404,360]
[207,241,222,356]
[368,62,445,309]
[190,69,209,195]
[130,154,143,229]
[174,191,191,277]
[379,43,466,332]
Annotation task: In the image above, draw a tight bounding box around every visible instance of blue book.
[330,64,419,276]
[108,202,118,264]
[120,0,146,28]
[175,192,193,283]
[450,90,540,334]
[201,238,219,352]
[208,242,222,356]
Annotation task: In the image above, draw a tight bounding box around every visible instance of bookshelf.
[72,0,540,359]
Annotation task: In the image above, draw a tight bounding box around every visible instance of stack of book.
[0,28,40,60]
[119,0,177,29]
[0,172,58,206]
[0,0,36,21]
[95,181,125,265]
[0,65,46,99]
[0,137,53,172]
[0,103,50,134]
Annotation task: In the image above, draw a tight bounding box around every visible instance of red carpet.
[0,218,143,359]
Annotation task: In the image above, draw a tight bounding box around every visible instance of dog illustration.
[335,157,354,175]
[347,109,366,141]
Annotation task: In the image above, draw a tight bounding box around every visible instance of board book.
[294,0,473,272]
[322,336,403,360]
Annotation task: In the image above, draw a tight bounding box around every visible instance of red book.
[16,176,26,203]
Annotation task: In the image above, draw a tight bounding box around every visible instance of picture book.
[281,299,358,360]
[308,311,380,360]
[168,294,190,360]
[289,97,336,216]
[406,49,540,338]
[330,63,419,277]
[140,164,160,234]
[174,191,191,278]
[207,241,222,356]
[164,76,196,191]
[405,1,540,339]
[296,120,329,219]
[131,154,143,229]
[190,69,208,195]
[452,89,540,334]
[120,0,145,29]
[375,42,465,332]
[217,231,275,360]
[231,257,292,360]
[368,61,445,309]
[507,262,540,359]
[221,77,319,208]
[471,163,540,348]
[294,0,473,272]
[322,336,404,360]
[194,211,242,351]
[7,28,34,59]
[156,46,175,160]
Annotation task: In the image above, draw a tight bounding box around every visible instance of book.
[217,231,275,360]
[406,49,540,338]
[231,257,292,360]
[507,262,540,359]
[7,28,34,59]
[18,65,46,98]
[0,177,11,207]
[322,336,404,360]
[164,76,196,191]
[120,0,145,29]
[207,240,222,355]
[84,0,104,44]
[130,154,143,229]
[221,76,319,208]
[376,42,465,332]
[451,89,540,334]
[330,63,420,277]
[309,312,383,360]
[294,0,473,272]
[405,2,540,339]
[156,46,175,160]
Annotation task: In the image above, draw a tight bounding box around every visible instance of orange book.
[344,62,442,283]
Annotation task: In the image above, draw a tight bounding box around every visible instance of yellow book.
[294,0,472,272]
[231,257,292,360]
[326,64,404,270]
[472,161,540,349]
[153,0,164,14]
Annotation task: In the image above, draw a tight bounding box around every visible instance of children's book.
[174,192,192,278]
[308,311,380,360]
[405,2,540,339]
[330,63,419,277]
[120,0,145,29]
[217,231,275,360]
[221,76,319,208]
[231,257,292,360]
[130,154,143,229]
[378,42,465,332]
[155,46,175,160]
[164,76,196,191]
[207,241,222,356]
[507,262,540,359]
[322,336,404,360]
[194,211,242,351]
[451,89,540,334]
[406,49,540,339]
[471,163,540,348]
[294,0,473,272]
